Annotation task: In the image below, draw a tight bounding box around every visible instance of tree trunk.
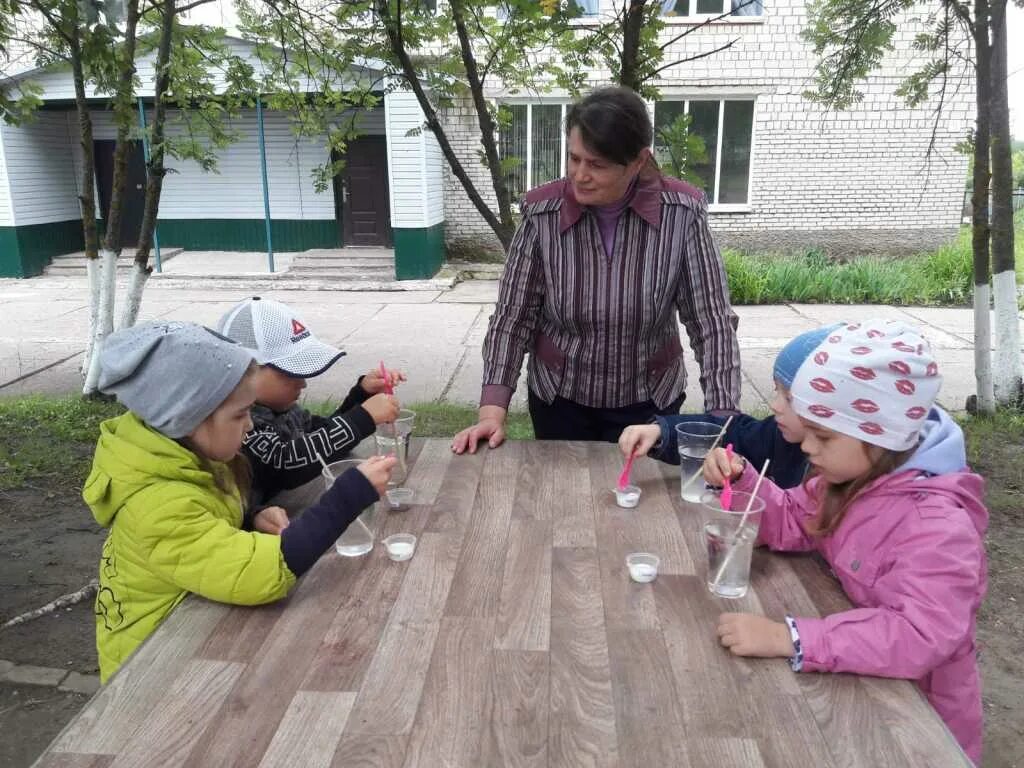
[376,0,515,250]
[449,0,516,240]
[69,16,102,378]
[970,0,994,413]
[121,0,176,330]
[101,0,141,264]
[619,0,647,91]
[988,0,1022,406]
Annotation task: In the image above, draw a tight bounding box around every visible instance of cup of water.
[675,421,722,503]
[375,409,416,486]
[701,491,766,598]
[323,459,375,557]
[626,553,660,583]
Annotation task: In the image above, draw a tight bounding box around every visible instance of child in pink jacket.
[705,319,987,765]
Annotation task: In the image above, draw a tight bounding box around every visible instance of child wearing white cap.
[218,297,405,530]
[703,319,988,765]
[85,321,395,682]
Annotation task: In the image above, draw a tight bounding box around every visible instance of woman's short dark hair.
[565,86,653,166]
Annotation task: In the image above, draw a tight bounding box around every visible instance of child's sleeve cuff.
[785,614,804,672]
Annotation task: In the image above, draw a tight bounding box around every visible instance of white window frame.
[660,0,767,24]
[499,100,571,199]
[653,94,757,213]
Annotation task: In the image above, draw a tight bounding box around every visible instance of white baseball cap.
[217,297,345,378]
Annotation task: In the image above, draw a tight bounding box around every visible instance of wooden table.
[36,439,970,768]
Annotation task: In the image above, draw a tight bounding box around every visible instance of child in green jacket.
[85,321,394,682]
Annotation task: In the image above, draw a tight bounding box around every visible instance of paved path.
[1,275,1016,414]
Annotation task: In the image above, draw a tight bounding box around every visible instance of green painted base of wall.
[156,219,340,252]
[0,220,84,277]
[394,222,445,280]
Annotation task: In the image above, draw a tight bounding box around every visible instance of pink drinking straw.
[617,451,636,492]
[379,361,394,396]
[721,443,735,511]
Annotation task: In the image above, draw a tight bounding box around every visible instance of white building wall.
[0,128,13,226]
[66,107,384,221]
[424,119,445,227]
[0,112,80,226]
[385,89,436,229]
[441,0,973,255]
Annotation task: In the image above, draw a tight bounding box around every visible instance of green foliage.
[722,229,976,306]
[802,0,934,110]
[654,113,709,188]
[235,0,586,194]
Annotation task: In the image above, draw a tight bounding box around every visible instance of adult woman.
[452,86,741,453]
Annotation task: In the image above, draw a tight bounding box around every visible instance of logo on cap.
[290,318,310,343]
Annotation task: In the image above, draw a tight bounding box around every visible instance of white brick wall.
[440,0,973,253]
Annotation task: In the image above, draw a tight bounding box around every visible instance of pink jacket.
[734,411,987,765]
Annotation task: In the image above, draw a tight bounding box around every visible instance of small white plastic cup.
[615,484,642,508]
[626,552,660,583]
[383,533,417,562]
[385,487,415,510]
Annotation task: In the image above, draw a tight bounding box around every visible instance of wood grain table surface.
[35,438,970,768]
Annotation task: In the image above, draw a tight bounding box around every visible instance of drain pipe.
[136,97,161,273]
[255,96,275,273]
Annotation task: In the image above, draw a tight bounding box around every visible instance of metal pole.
[255,96,275,273]
[136,97,161,273]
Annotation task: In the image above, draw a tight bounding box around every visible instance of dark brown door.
[94,140,147,248]
[334,136,391,247]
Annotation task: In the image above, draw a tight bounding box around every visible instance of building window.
[661,0,763,17]
[498,102,568,202]
[654,99,755,205]
[497,0,599,20]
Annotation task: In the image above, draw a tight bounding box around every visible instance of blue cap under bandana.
[773,323,843,389]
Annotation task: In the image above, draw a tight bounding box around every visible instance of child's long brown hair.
[805,444,916,536]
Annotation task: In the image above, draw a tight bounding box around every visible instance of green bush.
[723,232,974,306]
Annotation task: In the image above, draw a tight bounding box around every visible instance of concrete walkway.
[1,274,1017,414]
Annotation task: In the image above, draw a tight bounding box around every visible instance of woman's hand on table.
[717,613,793,658]
[451,406,507,454]
[618,424,660,458]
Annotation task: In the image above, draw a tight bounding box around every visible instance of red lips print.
[926,362,938,377]
[906,406,927,420]
[892,341,916,353]
[808,404,835,418]
[851,346,872,355]
[851,398,879,414]
[810,377,836,393]
[859,422,884,436]
[866,329,885,338]
[846,323,862,331]
[895,379,916,395]
[889,360,911,376]
[828,335,842,344]
[850,367,876,381]
[814,351,829,365]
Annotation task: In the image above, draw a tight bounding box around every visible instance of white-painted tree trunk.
[82,258,101,377]
[83,249,119,395]
[973,283,995,413]
[118,262,149,330]
[992,269,1023,405]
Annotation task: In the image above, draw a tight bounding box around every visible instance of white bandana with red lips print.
[789,320,943,452]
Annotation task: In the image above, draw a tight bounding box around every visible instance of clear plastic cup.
[383,533,417,562]
[375,409,416,486]
[322,459,375,557]
[675,421,722,502]
[615,484,641,508]
[702,491,766,598]
[626,552,660,583]
[385,487,414,510]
